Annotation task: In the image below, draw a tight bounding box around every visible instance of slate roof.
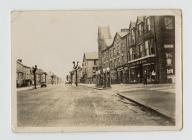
[137,16,145,24]
[129,22,136,29]
[117,31,128,38]
[84,52,98,60]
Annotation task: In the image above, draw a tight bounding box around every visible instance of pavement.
[80,83,175,120]
[17,83,174,127]
[17,85,41,91]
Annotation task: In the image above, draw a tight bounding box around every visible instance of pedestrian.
[137,73,140,83]
[151,70,156,83]
[143,70,147,85]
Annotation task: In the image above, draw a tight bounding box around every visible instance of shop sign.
[129,58,150,66]
[164,44,174,49]
[167,69,173,74]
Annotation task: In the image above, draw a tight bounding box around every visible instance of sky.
[11,10,172,79]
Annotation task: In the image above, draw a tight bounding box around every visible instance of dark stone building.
[98,15,175,84]
[127,16,175,84]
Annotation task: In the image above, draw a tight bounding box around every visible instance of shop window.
[164,17,174,30]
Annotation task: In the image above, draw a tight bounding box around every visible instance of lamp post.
[73,61,79,86]
[32,65,37,89]
[106,67,111,88]
[103,68,106,88]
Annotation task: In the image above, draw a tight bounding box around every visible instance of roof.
[136,16,145,24]
[98,26,112,39]
[129,22,136,29]
[117,31,128,38]
[84,52,98,60]
[17,60,31,69]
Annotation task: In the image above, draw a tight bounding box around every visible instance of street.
[17,84,175,127]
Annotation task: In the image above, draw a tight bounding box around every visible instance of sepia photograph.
[11,10,182,132]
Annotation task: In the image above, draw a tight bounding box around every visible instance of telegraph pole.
[73,61,79,86]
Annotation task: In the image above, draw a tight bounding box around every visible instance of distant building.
[47,71,58,85]
[16,59,32,87]
[69,66,83,84]
[82,52,99,84]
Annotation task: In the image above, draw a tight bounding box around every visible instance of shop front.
[111,69,117,84]
[117,67,123,84]
[128,56,157,84]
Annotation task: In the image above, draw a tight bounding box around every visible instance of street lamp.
[106,67,111,88]
[73,61,79,86]
[96,70,101,87]
[103,68,106,88]
[32,65,37,89]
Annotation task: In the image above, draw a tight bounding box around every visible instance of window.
[94,60,97,65]
[117,46,119,55]
[130,48,133,60]
[164,17,174,29]
[113,48,115,56]
[146,17,151,31]
[136,45,140,58]
[128,34,131,45]
[145,40,149,56]
[131,29,135,42]
[116,58,119,66]
[138,24,143,36]
[148,39,154,55]
[122,56,124,64]
[140,44,145,57]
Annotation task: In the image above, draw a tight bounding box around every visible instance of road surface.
[17,84,174,127]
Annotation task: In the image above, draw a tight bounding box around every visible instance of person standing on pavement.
[137,73,140,83]
[143,70,147,85]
